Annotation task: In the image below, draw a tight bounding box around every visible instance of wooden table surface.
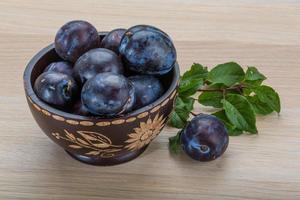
[1,0,300,199]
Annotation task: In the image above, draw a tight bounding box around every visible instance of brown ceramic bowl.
[23,32,180,166]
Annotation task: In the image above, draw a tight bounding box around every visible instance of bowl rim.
[23,33,180,121]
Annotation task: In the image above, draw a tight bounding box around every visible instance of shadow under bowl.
[23,32,180,166]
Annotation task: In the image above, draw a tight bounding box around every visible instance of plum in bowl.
[23,32,179,166]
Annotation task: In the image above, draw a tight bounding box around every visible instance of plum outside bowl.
[23,32,180,166]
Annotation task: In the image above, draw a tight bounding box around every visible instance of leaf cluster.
[169,62,280,136]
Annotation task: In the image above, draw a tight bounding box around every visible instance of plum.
[34,72,78,107]
[129,75,163,109]
[73,48,124,85]
[100,28,126,54]
[81,72,135,116]
[119,25,176,75]
[44,61,73,76]
[181,114,229,161]
[72,100,91,116]
[55,20,99,62]
[124,25,169,38]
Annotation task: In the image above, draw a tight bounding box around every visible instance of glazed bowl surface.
[23,32,180,165]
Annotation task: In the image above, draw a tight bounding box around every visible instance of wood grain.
[0,0,300,199]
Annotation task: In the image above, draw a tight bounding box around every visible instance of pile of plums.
[34,20,177,117]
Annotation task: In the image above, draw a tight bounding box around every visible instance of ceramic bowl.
[23,32,180,165]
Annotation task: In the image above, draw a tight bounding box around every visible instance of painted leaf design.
[64,130,76,141]
[85,151,100,155]
[69,145,82,149]
[76,138,89,146]
[77,131,112,147]
[92,143,110,148]
[52,129,123,158]
[100,153,114,158]
[77,131,98,142]
[105,148,122,153]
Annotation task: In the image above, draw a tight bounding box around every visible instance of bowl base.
[65,145,148,166]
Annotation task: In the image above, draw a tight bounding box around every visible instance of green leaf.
[169,130,182,154]
[222,94,257,133]
[208,62,245,86]
[169,111,188,129]
[242,83,254,96]
[242,67,266,95]
[178,63,207,96]
[174,96,195,111]
[198,84,225,108]
[212,110,243,136]
[243,80,264,96]
[198,91,223,108]
[168,97,194,128]
[181,63,208,80]
[181,96,195,111]
[198,82,241,108]
[244,79,264,87]
[252,85,281,113]
[245,66,266,81]
[179,78,203,97]
[207,83,227,89]
[246,95,274,115]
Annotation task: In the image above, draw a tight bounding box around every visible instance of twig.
[198,85,246,93]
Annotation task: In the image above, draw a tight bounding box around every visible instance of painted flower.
[125,113,166,151]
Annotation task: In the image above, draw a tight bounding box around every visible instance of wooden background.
[0,0,299,199]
